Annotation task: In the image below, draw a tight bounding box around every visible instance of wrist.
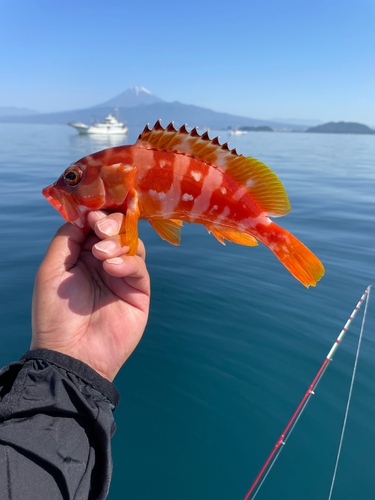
[22,349,120,403]
[30,340,117,382]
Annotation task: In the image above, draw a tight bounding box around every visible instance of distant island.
[306,121,375,135]
[238,125,273,132]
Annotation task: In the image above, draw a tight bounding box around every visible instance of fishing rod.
[243,285,372,500]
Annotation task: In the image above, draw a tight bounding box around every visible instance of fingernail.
[106,257,123,264]
[94,240,117,253]
[97,218,119,236]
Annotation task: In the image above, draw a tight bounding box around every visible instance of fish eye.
[64,167,83,186]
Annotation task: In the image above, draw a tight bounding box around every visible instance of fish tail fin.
[255,222,325,288]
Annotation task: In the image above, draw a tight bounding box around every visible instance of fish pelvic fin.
[136,120,291,217]
[119,189,140,256]
[255,222,324,287]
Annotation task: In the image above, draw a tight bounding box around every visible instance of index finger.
[87,211,146,261]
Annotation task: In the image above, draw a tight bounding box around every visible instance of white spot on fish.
[214,206,231,224]
[233,188,245,202]
[182,193,194,202]
[222,206,230,217]
[238,214,272,232]
[191,171,202,182]
[113,163,134,172]
[221,187,227,195]
[246,178,254,188]
[149,189,166,200]
[213,205,218,210]
[160,160,166,168]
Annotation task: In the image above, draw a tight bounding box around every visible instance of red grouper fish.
[43,120,324,287]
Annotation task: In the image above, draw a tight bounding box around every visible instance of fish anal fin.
[209,226,258,247]
[210,228,226,245]
[148,218,183,246]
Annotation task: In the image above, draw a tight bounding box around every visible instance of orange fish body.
[43,121,324,287]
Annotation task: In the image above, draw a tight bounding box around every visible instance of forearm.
[0,349,120,500]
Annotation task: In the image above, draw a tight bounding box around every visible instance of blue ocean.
[0,123,374,500]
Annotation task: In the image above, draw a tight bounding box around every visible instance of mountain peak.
[129,86,152,95]
[95,86,164,108]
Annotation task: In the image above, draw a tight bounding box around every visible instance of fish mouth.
[43,184,79,223]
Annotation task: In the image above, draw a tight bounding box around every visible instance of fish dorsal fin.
[137,120,291,217]
[148,218,183,246]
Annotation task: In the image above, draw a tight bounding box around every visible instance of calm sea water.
[0,124,374,500]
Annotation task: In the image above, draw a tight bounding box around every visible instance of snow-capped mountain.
[95,86,164,108]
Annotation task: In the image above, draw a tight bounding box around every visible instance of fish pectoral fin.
[119,190,140,255]
[208,226,258,247]
[148,218,183,246]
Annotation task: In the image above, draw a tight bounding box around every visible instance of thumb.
[41,223,86,274]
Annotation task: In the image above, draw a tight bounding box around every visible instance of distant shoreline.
[1,120,374,136]
[305,121,375,135]
[1,89,374,135]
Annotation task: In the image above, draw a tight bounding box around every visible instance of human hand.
[31,211,150,381]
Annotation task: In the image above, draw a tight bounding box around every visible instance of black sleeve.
[0,349,120,500]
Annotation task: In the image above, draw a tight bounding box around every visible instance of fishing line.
[327,285,371,500]
[243,286,372,500]
[250,385,318,499]
[251,366,327,500]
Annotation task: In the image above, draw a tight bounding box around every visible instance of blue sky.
[1,0,374,123]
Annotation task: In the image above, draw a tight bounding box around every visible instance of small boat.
[68,109,128,135]
[229,128,247,135]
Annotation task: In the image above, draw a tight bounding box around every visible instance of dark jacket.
[0,349,120,500]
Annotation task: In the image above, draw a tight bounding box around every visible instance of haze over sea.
[0,123,374,500]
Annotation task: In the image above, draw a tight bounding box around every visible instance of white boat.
[229,129,247,135]
[68,110,128,135]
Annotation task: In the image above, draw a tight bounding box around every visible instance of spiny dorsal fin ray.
[137,121,291,217]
